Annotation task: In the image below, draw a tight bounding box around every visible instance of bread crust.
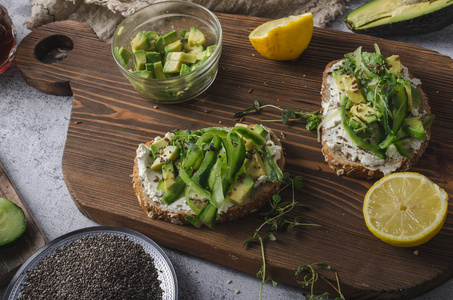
[133,126,285,225]
[320,59,432,179]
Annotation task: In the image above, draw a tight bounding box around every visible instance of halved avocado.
[345,0,453,36]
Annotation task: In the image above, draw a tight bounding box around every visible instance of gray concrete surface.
[1,0,452,299]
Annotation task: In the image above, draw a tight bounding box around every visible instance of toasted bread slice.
[320,59,432,179]
[133,126,285,225]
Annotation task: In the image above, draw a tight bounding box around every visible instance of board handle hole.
[35,35,73,64]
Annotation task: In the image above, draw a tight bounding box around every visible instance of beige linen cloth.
[26,0,347,42]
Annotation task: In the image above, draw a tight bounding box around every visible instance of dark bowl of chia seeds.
[4,226,178,300]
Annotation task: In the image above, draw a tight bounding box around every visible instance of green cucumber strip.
[179,168,212,202]
[389,83,408,133]
[161,176,186,205]
[185,203,217,229]
[222,131,246,194]
[184,188,205,215]
[211,175,225,208]
[182,148,203,173]
[192,133,221,189]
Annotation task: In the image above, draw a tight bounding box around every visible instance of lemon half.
[363,172,449,247]
[249,13,313,61]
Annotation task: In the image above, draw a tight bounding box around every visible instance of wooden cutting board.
[0,162,47,287]
[15,15,453,299]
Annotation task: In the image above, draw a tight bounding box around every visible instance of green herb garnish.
[234,100,322,131]
[295,263,345,300]
[243,172,319,299]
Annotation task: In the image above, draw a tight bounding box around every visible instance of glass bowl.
[112,0,222,104]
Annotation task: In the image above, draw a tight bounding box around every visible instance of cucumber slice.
[0,197,26,247]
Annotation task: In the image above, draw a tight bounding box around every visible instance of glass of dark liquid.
[0,5,17,74]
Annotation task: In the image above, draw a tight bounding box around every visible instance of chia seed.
[18,235,163,300]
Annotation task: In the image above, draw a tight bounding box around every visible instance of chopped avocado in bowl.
[112,1,222,104]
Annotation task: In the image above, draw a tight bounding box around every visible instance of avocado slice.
[190,56,209,71]
[179,29,187,39]
[384,55,403,77]
[118,47,132,66]
[150,138,170,158]
[188,27,206,47]
[146,51,161,64]
[403,116,426,140]
[153,61,166,79]
[342,74,367,104]
[345,0,453,36]
[162,162,176,190]
[333,70,366,104]
[132,70,153,79]
[226,173,254,206]
[144,31,160,51]
[164,40,182,55]
[188,45,205,55]
[155,30,179,53]
[245,149,267,180]
[131,31,151,52]
[180,64,191,76]
[150,145,180,170]
[163,60,183,74]
[144,63,155,77]
[133,50,147,71]
[167,52,197,64]
[0,197,26,247]
[350,103,381,124]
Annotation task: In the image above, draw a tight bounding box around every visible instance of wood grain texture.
[0,163,47,287]
[15,15,453,299]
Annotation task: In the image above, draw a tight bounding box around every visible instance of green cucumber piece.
[0,197,26,247]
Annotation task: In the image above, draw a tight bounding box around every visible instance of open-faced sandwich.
[133,124,284,228]
[320,44,434,179]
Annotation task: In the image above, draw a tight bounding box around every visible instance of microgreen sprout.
[234,100,322,130]
[295,263,345,300]
[243,172,319,299]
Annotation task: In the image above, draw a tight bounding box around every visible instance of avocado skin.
[345,1,453,37]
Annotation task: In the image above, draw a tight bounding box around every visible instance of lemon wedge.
[363,172,449,247]
[249,13,313,61]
